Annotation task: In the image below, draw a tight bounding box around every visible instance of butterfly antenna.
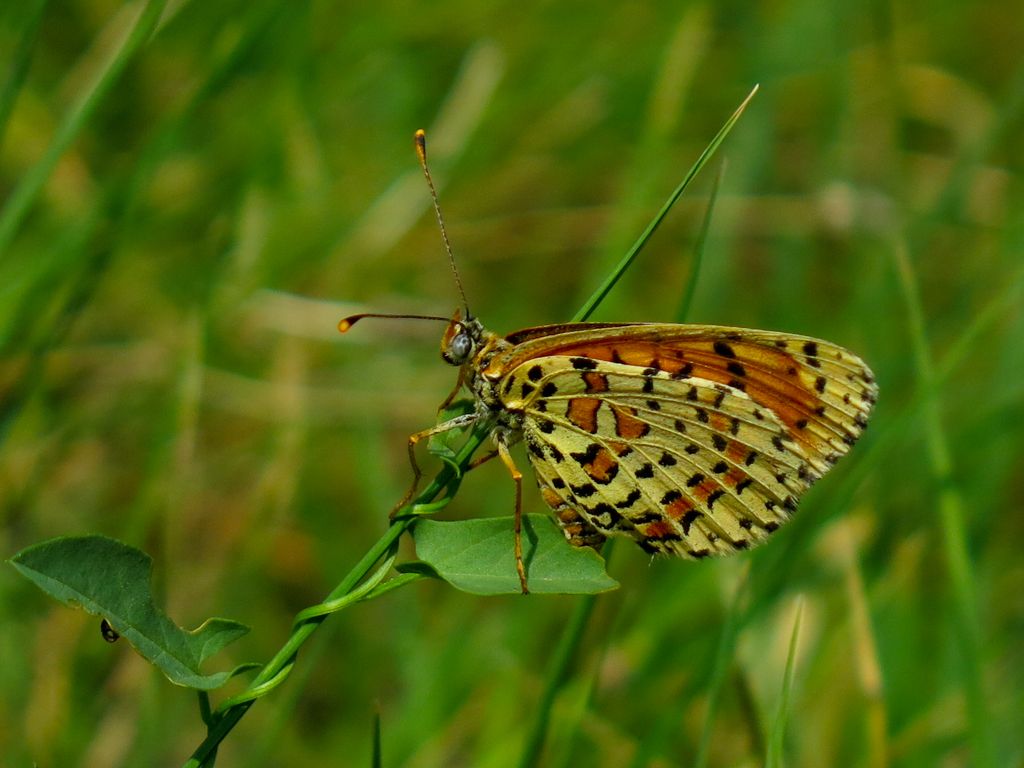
[338,312,450,333]
[415,129,471,317]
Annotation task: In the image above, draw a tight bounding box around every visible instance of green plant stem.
[182,425,490,767]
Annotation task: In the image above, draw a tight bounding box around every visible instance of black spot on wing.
[681,510,702,535]
[713,341,736,358]
[570,357,598,370]
[616,488,642,508]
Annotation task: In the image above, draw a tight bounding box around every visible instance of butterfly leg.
[467,449,498,471]
[496,437,528,594]
[437,366,466,412]
[391,413,478,519]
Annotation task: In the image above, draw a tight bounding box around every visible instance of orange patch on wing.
[709,412,732,433]
[604,343,656,367]
[657,357,691,376]
[607,440,630,456]
[664,496,694,520]
[550,337,823,449]
[566,397,601,433]
[724,440,750,464]
[540,486,564,508]
[556,507,582,525]
[584,447,619,483]
[548,340,689,373]
[691,480,719,504]
[611,403,650,439]
[724,468,748,488]
[582,371,609,393]
[640,520,675,539]
[684,346,821,445]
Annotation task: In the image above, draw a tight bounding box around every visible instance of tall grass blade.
[674,159,725,323]
[573,84,758,322]
[766,600,803,768]
[0,0,48,148]
[516,550,606,768]
[371,710,383,768]
[892,235,995,767]
[693,565,750,768]
[0,0,167,256]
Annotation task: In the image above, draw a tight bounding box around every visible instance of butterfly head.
[441,308,486,366]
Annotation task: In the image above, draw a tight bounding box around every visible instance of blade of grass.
[0,0,48,149]
[0,0,167,257]
[626,564,753,768]
[547,548,623,768]
[693,564,751,768]
[674,158,725,323]
[582,5,710,298]
[766,599,803,768]
[891,234,995,767]
[371,709,383,768]
[735,667,767,761]
[516,542,611,768]
[573,84,758,322]
[839,522,888,768]
[878,33,1018,768]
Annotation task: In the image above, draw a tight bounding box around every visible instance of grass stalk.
[766,599,803,768]
[0,0,167,256]
[891,236,995,767]
[517,576,602,768]
[693,565,751,768]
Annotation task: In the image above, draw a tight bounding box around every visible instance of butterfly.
[342,130,877,594]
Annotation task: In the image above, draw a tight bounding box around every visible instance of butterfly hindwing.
[490,325,877,559]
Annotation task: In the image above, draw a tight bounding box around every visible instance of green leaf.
[412,514,619,595]
[10,535,250,690]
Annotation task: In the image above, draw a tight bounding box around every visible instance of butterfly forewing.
[487,324,876,558]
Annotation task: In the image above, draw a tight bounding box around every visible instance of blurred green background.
[2,0,1022,766]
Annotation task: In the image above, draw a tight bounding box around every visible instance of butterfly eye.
[444,331,474,365]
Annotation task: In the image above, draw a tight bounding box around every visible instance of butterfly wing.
[490,325,876,557]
